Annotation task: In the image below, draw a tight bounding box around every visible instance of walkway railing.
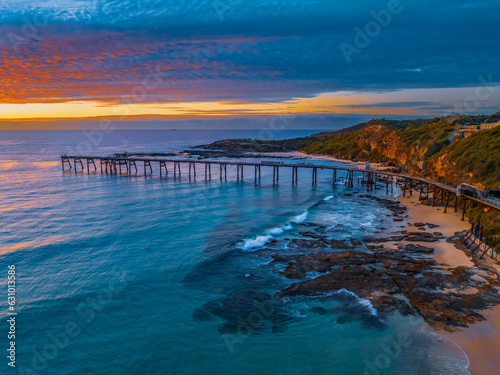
[60,154,500,211]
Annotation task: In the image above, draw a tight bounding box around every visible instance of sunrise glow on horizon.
[1,1,499,127]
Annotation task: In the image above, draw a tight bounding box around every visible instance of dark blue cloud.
[1,0,499,104]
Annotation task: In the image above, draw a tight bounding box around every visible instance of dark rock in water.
[330,223,350,232]
[193,307,215,322]
[358,195,407,219]
[274,231,500,331]
[279,251,376,279]
[299,231,326,239]
[326,238,363,249]
[414,222,426,227]
[252,248,280,258]
[427,223,440,229]
[363,237,389,243]
[311,306,328,315]
[300,222,326,230]
[336,315,354,324]
[393,218,404,222]
[366,231,445,244]
[371,295,414,316]
[300,222,317,227]
[309,291,386,330]
[287,238,328,251]
[194,289,293,335]
[278,265,401,297]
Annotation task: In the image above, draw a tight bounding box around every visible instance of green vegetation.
[398,119,455,159]
[302,130,365,159]
[467,205,500,254]
[197,136,317,153]
[300,112,500,189]
[301,117,457,162]
[302,128,394,162]
[437,126,500,189]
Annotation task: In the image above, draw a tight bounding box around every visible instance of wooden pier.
[60,154,500,217]
[60,153,500,262]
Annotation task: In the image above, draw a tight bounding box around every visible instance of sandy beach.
[397,193,500,375]
[246,150,389,170]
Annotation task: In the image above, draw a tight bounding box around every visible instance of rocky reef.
[191,194,500,335]
[265,199,500,332]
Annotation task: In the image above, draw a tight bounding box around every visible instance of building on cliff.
[480,121,500,130]
[458,121,500,138]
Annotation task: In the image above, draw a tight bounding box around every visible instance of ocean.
[0,130,470,374]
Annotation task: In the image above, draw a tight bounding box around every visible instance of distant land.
[0,115,373,131]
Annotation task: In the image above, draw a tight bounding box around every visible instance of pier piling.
[57,154,500,214]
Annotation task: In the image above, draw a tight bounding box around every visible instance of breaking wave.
[240,209,309,251]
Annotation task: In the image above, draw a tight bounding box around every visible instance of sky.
[0,0,499,129]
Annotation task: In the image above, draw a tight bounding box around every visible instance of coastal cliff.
[196,113,500,191]
[302,114,500,252]
[302,115,500,191]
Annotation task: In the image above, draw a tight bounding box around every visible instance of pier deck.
[61,154,500,213]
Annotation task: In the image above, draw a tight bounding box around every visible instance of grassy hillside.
[300,113,500,254]
[302,113,500,189]
[434,126,500,189]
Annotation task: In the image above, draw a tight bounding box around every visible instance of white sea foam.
[240,235,273,250]
[269,227,285,235]
[240,210,309,250]
[289,310,308,318]
[334,289,378,317]
[295,289,379,317]
[323,195,334,202]
[292,210,308,223]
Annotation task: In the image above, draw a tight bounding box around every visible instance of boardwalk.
[61,154,500,216]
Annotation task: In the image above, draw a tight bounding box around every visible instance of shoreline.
[396,193,500,375]
[244,150,387,169]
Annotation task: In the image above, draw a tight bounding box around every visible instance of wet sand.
[398,193,500,375]
[398,194,472,268]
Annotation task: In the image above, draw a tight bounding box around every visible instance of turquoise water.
[0,131,470,374]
